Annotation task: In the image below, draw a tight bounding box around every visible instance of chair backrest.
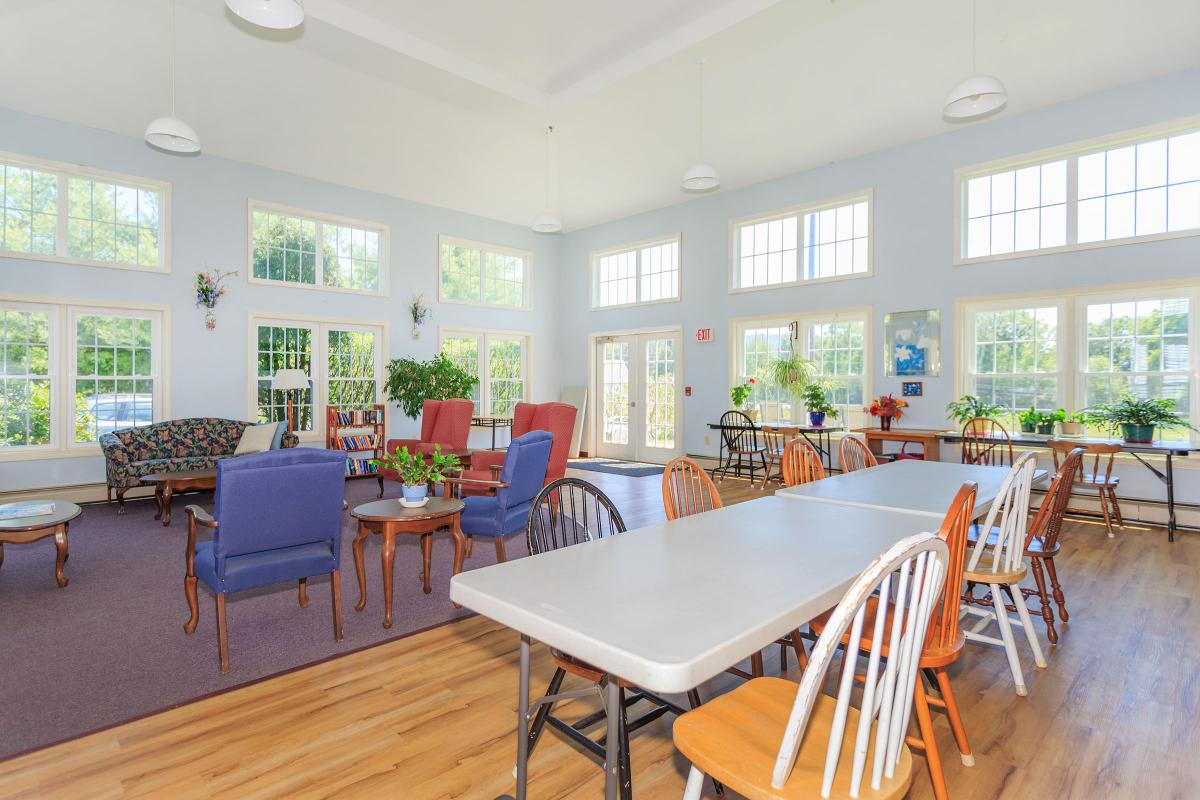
[1048,438,1118,487]
[496,429,554,512]
[761,426,795,456]
[960,417,1014,467]
[662,456,724,520]
[1028,446,1085,551]
[781,438,825,486]
[526,477,626,555]
[512,401,579,486]
[838,435,878,473]
[966,450,1037,574]
[926,482,977,654]
[719,409,760,453]
[426,398,473,449]
[770,533,950,795]
[212,448,346,567]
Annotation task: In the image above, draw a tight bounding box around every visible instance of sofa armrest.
[281,431,299,449]
[99,432,132,488]
[386,438,422,455]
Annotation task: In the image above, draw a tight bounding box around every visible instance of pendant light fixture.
[531,126,562,234]
[681,58,719,192]
[943,0,1007,121]
[145,0,201,154]
[226,0,305,30]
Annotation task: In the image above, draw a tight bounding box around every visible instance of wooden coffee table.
[142,469,217,527]
[0,501,82,587]
[350,496,466,629]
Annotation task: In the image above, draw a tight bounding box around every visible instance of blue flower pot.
[401,482,429,507]
[808,411,826,428]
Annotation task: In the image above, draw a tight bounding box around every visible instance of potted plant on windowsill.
[1090,396,1194,444]
[371,445,461,508]
[730,378,757,420]
[945,394,1004,427]
[1037,408,1065,436]
[1018,407,1040,434]
[1060,410,1089,437]
[800,382,838,428]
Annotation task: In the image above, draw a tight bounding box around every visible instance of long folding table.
[449,495,941,799]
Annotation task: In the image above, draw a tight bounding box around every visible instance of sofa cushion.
[234,423,279,455]
[129,456,225,478]
[193,539,337,594]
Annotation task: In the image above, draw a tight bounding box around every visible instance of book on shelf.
[333,409,382,426]
[339,434,381,451]
[0,502,56,520]
[345,458,380,477]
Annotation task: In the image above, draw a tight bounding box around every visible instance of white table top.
[450,496,939,694]
[775,459,1042,519]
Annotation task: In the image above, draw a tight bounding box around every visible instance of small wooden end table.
[0,501,81,587]
[854,426,947,462]
[350,496,466,629]
[142,469,217,527]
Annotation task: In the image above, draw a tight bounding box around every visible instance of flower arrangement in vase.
[730,377,756,418]
[409,294,430,340]
[371,444,461,507]
[864,394,908,431]
[194,269,237,330]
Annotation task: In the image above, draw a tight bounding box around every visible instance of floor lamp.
[271,369,309,433]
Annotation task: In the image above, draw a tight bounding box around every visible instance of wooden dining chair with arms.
[960,417,1015,466]
[838,435,878,473]
[1047,438,1122,538]
[711,410,768,483]
[674,532,951,800]
[781,437,825,486]
[759,425,796,489]
[1018,445,1084,644]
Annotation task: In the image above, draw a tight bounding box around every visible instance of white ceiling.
[1,0,1198,231]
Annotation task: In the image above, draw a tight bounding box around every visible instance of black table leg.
[1166,453,1176,542]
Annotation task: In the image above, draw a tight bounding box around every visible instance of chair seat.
[551,650,636,687]
[1076,474,1119,488]
[193,539,337,594]
[962,564,1027,584]
[730,447,767,455]
[808,597,965,668]
[673,676,913,800]
[968,525,1060,557]
[459,495,530,538]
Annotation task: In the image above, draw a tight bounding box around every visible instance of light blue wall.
[557,67,1200,503]
[0,107,562,492]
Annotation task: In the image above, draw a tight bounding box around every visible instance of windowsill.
[728,269,873,294]
[246,275,388,298]
[0,445,103,462]
[0,250,169,274]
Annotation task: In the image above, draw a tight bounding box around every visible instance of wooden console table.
[853,427,950,462]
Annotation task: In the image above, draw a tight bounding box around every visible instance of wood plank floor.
[1,469,1198,799]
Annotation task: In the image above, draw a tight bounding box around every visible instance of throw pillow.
[269,420,286,449]
[235,423,279,456]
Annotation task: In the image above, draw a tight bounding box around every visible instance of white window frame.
[0,150,170,273]
[0,295,170,460]
[437,234,533,310]
[799,308,873,427]
[589,233,682,310]
[438,325,532,416]
[246,312,388,442]
[954,114,1200,266]
[728,189,874,293]
[246,200,390,297]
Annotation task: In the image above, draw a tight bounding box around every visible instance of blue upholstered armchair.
[184,448,347,673]
[447,429,553,563]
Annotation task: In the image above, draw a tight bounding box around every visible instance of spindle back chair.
[838,435,879,473]
[781,438,826,486]
[662,456,723,520]
[960,417,1015,466]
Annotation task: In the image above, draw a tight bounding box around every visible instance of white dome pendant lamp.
[682,58,719,192]
[943,0,1008,121]
[145,0,201,154]
[226,0,305,30]
[531,126,562,233]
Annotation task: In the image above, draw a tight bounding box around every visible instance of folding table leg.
[498,634,532,800]
[604,675,620,800]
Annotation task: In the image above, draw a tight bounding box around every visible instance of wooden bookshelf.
[326,404,386,479]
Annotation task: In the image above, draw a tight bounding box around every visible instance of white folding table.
[449,495,941,800]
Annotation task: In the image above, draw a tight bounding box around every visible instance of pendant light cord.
[970,0,977,74]
[170,0,177,116]
[544,126,553,208]
[696,58,705,160]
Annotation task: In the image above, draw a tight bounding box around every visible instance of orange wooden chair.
[759,426,796,489]
[1020,445,1084,643]
[838,435,878,473]
[781,438,825,486]
[960,417,1015,466]
[1048,438,1123,538]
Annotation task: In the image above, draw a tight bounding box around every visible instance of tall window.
[438,328,530,416]
[0,306,52,448]
[255,324,315,431]
[731,192,871,290]
[733,320,795,420]
[439,236,531,309]
[957,120,1200,263]
[806,318,867,421]
[964,304,1062,416]
[249,202,386,294]
[591,235,681,308]
[0,153,167,270]
[71,312,158,442]
[326,329,379,412]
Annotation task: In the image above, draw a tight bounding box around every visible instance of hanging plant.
[409,294,430,340]
[194,269,237,330]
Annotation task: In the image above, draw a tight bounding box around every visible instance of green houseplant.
[1038,408,1065,436]
[1060,410,1089,436]
[1090,396,1194,443]
[1018,407,1040,434]
[371,445,461,507]
[945,394,1004,426]
[384,353,479,419]
[730,378,756,412]
[766,354,817,403]
[799,382,838,427]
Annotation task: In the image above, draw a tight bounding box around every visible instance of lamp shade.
[270,368,310,391]
[943,74,1008,120]
[225,0,304,29]
[144,116,201,154]
[681,162,720,192]
[531,211,562,233]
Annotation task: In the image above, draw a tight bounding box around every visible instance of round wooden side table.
[0,501,82,587]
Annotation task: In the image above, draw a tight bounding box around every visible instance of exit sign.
[696,328,712,342]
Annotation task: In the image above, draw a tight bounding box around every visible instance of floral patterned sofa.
[100,418,298,510]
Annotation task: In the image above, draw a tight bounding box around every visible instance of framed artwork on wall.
[884,309,940,377]
[902,381,923,397]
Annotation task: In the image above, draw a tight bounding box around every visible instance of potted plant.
[1037,409,1064,436]
[864,394,908,431]
[1090,396,1194,443]
[766,354,817,406]
[1018,407,1040,434]
[1060,410,1089,437]
[800,382,839,428]
[384,353,479,419]
[372,444,461,507]
[730,378,756,418]
[945,394,1004,427]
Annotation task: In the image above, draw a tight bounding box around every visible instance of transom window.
[0,152,167,270]
[249,201,386,294]
[438,328,530,416]
[439,235,531,309]
[964,161,1067,257]
[731,192,872,290]
[590,235,681,308]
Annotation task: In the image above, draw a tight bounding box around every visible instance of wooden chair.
[759,426,796,489]
[1019,446,1084,644]
[838,435,878,473]
[674,533,951,800]
[960,451,1046,696]
[781,438,825,486]
[960,417,1015,466]
[1048,438,1123,538]
[808,482,978,800]
[711,410,768,483]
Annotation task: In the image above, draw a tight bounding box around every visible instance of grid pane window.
[441,335,481,412]
[806,320,866,412]
[66,178,161,268]
[970,306,1060,415]
[596,250,637,307]
[643,337,676,449]
[734,196,871,288]
[803,201,870,279]
[322,224,380,292]
[737,216,798,288]
[640,242,679,302]
[326,329,376,411]
[1,163,57,256]
[739,324,793,421]
[73,314,155,443]
[439,237,529,308]
[251,205,383,293]
[592,238,680,308]
[0,308,52,448]
[965,161,1067,258]
[488,337,524,417]
[255,324,314,431]
[252,210,318,285]
[601,341,630,445]
[483,252,526,307]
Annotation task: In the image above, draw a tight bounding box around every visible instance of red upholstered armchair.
[377,398,473,496]
[458,402,577,496]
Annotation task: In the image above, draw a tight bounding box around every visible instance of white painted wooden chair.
[960,450,1047,696]
[674,532,950,799]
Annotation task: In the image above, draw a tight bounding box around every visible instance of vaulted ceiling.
[2,0,1198,230]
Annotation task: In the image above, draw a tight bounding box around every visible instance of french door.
[594,330,682,463]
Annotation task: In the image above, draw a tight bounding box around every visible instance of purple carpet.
[0,479,519,761]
